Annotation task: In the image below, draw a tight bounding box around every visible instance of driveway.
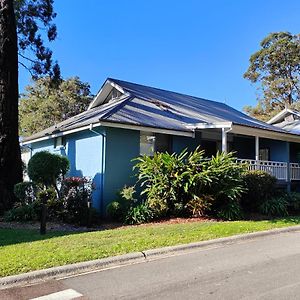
[1,230,300,299]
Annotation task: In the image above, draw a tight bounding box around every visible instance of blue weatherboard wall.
[172,132,201,153]
[30,127,105,212]
[65,128,105,211]
[103,127,140,210]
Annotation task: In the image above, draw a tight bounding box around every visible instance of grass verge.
[1,217,300,277]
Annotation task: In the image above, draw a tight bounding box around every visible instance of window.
[155,133,172,153]
[140,132,155,156]
[259,148,270,161]
[140,132,172,156]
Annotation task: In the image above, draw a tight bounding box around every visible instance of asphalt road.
[2,230,300,299]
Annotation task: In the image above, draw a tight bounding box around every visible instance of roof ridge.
[108,77,230,107]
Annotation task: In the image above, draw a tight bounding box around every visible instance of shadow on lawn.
[268,216,300,225]
[0,228,81,247]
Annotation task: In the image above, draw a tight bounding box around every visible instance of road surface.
[2,230,300,299]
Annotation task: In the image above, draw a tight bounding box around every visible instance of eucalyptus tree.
[244,32,300,121]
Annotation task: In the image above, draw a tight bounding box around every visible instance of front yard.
[1,217,300,277]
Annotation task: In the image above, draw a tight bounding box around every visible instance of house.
[21,78,300,214]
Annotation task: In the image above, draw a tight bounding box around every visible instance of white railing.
[290,163,300,180]
[237,159,288,181]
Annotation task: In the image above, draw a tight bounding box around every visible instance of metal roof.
[23,78,297,143]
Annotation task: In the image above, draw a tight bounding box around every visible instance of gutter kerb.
[1,224,300,289]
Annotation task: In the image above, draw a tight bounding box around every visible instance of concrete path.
[2,230,300,299]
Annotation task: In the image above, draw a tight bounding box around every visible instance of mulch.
[0,217,217,232]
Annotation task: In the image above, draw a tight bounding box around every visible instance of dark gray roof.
[23,78,294,142]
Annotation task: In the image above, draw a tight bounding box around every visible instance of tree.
[243,32,300,121]
[19,77,93,136]
[0,0,59,213]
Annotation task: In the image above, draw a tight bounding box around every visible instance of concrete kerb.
[1,224,300,289]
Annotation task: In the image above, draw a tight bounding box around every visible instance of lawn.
[1,217,300,277]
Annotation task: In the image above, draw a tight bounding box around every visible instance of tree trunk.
[0,0,22,213]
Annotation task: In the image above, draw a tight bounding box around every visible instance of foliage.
[185,195,214,217]
[217,199,243,221]
[259,196,289,217]
[60,177,95,225]
[203,152,246,219]
[19,77,93,136]
[125,203,153,225]
[106,186,137,221]
[13,182,39,204]
[4,203,38,222]
[134,147,211,217]
[147,197,169,219]
[27,151,70,188]
[243,32,300,120]
[15,0,60,79]
[2,218,300,277]
[6,177,97,225]
[0,0,59,212]
[134,149,245,221]
[106,201,123,221]
[281,192,300,214]
[241,170,277,212]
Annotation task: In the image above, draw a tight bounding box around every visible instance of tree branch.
[18,52,36,64]
[18,61,34,77]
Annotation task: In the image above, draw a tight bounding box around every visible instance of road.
[2,230,300,299]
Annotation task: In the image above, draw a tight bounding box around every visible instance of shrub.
[106,186,138,221]
[60,177,94,225]
[284,192,300,213]
[259,196,288,217]
[106,201,123,221]
[241,170,277,212]
[28,151,70,188]
[134,149,246,221]
[185,195,214,217]
[147,197,169,219]
[217,199,243,220]
[125,203,153,225]
[134,147,211,216]
[14,182,39,205]
[4,203,38,222]
[203,152,246,207]
[36,188,62,221]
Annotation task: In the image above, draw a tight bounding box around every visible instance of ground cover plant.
[1,217,300,277]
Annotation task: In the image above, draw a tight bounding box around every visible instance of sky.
[19,0,300,111]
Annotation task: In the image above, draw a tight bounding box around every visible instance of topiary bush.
[28,151,70,188]
[241,170,277,213]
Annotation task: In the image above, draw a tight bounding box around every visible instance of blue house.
[21,78,300,214]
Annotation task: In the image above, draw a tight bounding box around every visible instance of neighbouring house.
[20,78,300,214]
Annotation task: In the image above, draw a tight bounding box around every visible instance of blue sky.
[19,0,300,111]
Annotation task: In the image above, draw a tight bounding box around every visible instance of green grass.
[1,217,300,277]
